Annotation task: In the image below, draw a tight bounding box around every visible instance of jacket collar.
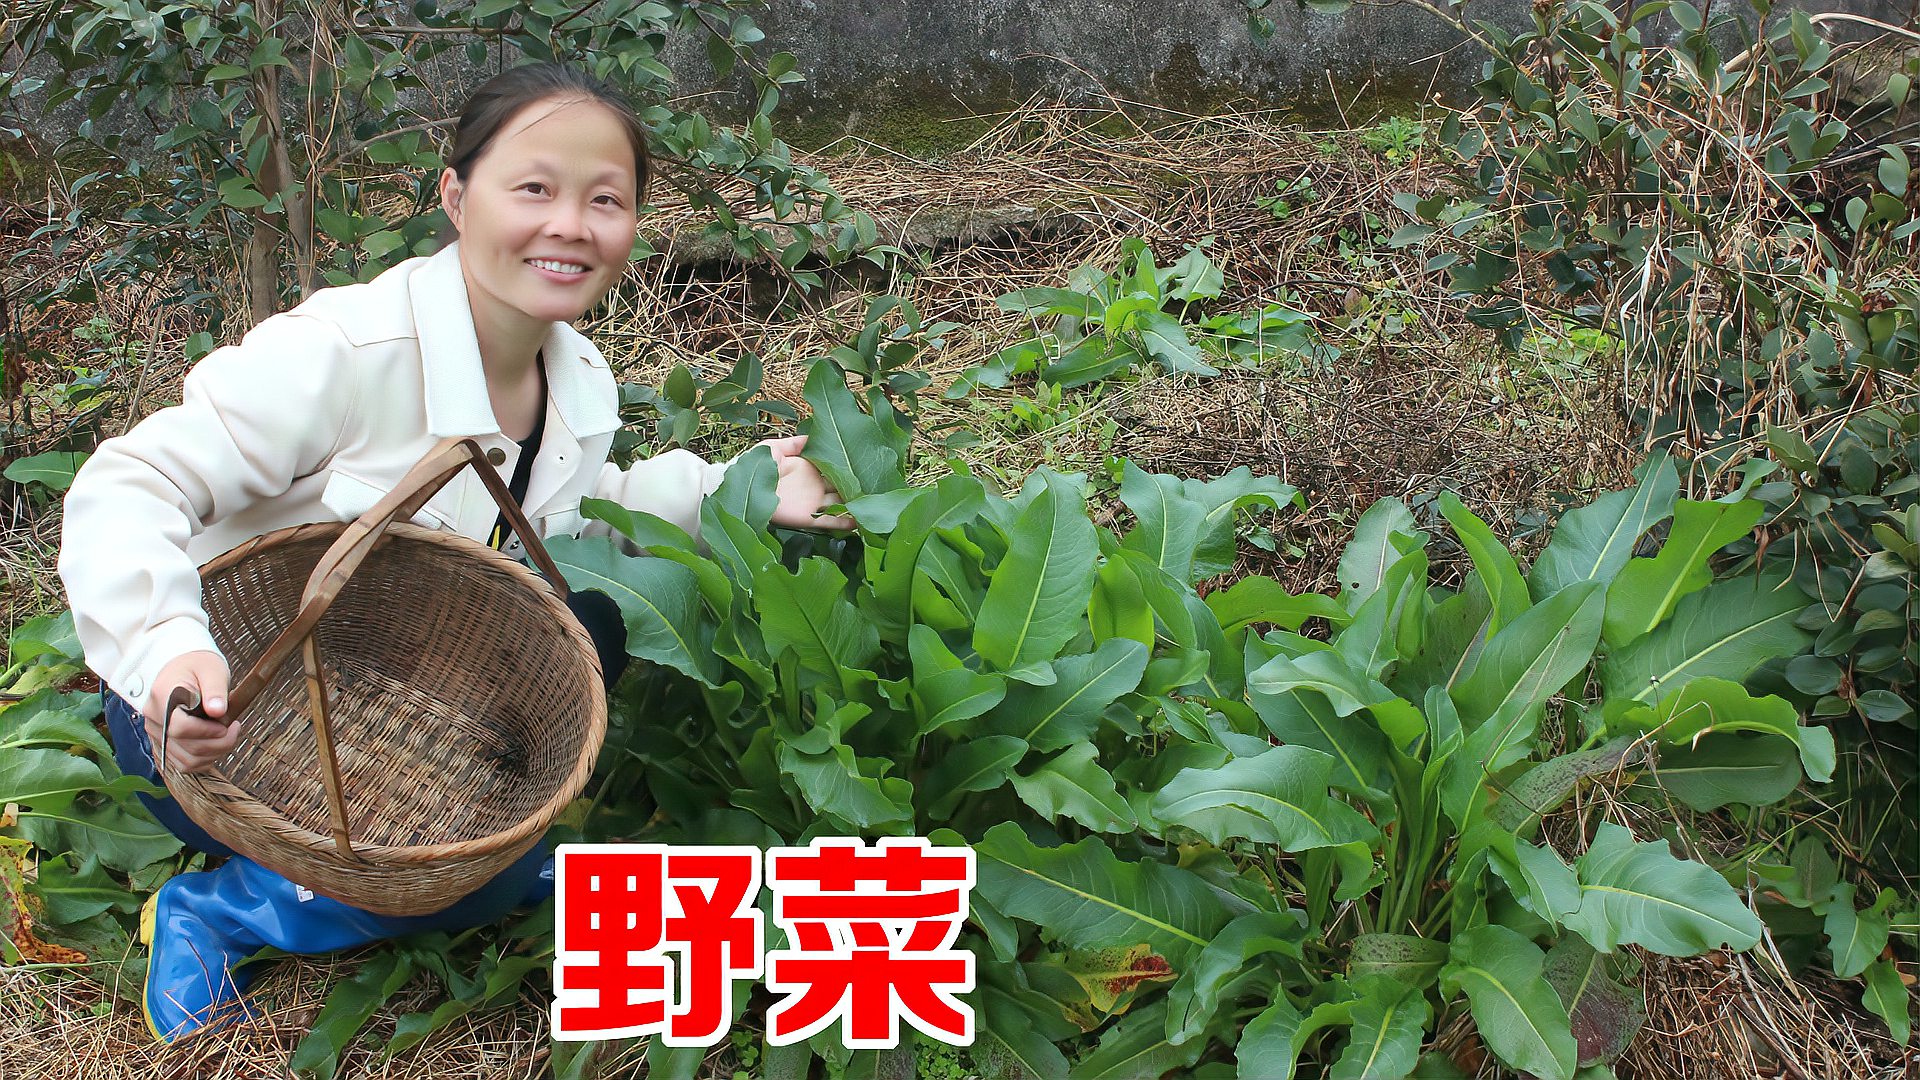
[408,241,620,440]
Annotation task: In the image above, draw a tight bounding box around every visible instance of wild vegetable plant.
[949,237,1326,394]
[536,364,1831,1078]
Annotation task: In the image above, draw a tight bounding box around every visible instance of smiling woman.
[54,61,853,1045]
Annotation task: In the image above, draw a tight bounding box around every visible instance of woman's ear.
[438,167,464,231]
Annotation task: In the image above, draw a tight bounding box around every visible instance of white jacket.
[59,242,727,707]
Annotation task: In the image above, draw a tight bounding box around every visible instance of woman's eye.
[520,182,547,195]
[594,194,623,207]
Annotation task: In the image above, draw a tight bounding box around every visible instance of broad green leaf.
[971,823,1230,965]
[4,451,89,491]
[1335,533,1427,680]
[976,969,1076,1079]
[1236,997,1355,1080]
[1148,746,1380,899]
[1862,958,1912,1045]
[1067,1000,1207,1079]
[15,795,182,875]
[1441,925,1578,1080]
[997,286,1103,318]
[1204,577,1348,634]
[1563,822,1762,956]
[1090,553,1156,648]
[1483,829,1582,925]
[580,498,696,551]
[1821,883,1894,979]
[7,610,81,666]
[1165,242,1225,301]
[986,638,1149,752]
[798,359,901,499]
[1602,499,1763,647]
[1337,498,1421,612]
[1598,572,1809,706]
[1164,912,1306,1044]
[1183,468,1299,581]
[973,475,1099,670]
[777,739,912,829]
[549,537,719,685]
[1136,311,1218,378]
[1643,736,1802,811]
[909,625,1006,735]
[1615,678,1834,783]
[1346,933,1447,990]
[1439,491,1531,636]
[920,735,1026,818]
[707,443,780,530]
[0,745,110,812]
[1543,937,1645,1068]
[1010,744,1136,833]
[288,950,417,1080]
[1246,650,1392,795]
[1332,978,1429,1080]
[1530,455,1678,599]
[30,854,141,925]
[0,690,112,757]
[754,557,881,692]
[1119,461,1207,584]
[1451,581,1604,734]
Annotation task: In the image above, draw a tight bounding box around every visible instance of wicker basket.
[158,438,607,916]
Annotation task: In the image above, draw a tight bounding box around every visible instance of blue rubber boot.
[140,845,552,1043]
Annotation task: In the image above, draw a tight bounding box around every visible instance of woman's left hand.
[759,435,856,531]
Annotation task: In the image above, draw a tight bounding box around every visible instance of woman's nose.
[545,201,588,239]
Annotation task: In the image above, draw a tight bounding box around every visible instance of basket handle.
[213,437,575,856]
[226,436,570,718]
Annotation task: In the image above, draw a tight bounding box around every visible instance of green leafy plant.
[1359,115,1426,162]
[4,0,870,328]
[506,367,1830,1077]
[949,236,1325,394]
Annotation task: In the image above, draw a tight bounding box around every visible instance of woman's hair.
[445,63,652,207]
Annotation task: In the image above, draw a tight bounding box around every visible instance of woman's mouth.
[527,258,590,281]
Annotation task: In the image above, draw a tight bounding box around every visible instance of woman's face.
[439,95,639,331]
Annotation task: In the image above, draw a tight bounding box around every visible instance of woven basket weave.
[159,438,607,915]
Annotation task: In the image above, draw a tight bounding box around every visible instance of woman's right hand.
[144,650,237,774]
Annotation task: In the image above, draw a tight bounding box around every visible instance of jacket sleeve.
[589,448,730,543]
[57,313,359,706]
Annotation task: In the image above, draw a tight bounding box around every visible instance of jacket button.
[487,447,507,467]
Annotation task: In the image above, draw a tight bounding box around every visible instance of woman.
[57,62,849,1042]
